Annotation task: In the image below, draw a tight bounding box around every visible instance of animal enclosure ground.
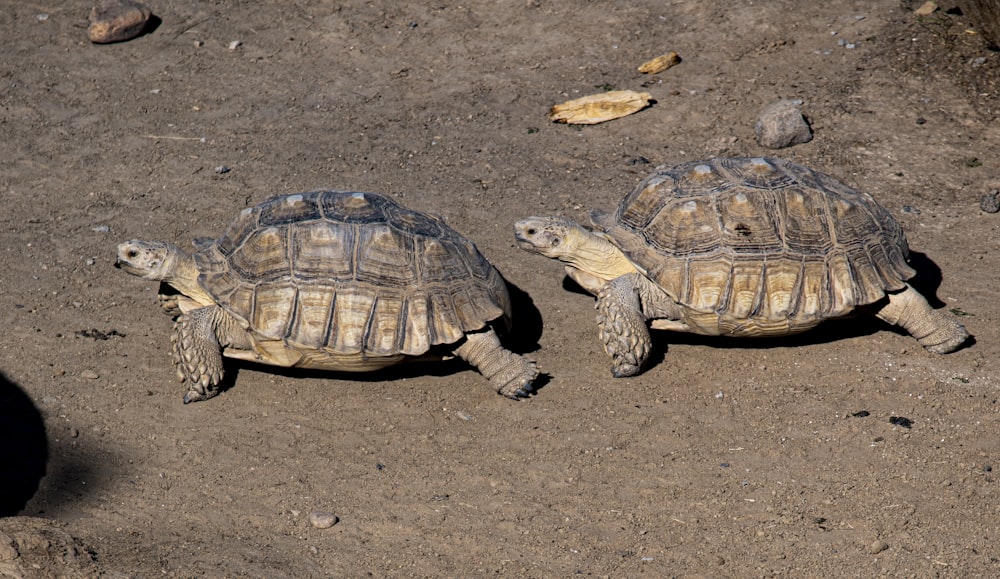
[1,0,998,576]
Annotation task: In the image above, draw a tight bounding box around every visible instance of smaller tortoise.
[515,157,969,377]
[117,190,538,402]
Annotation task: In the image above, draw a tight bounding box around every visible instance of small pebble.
[979,190,1000,213]
[228,40,242,50]
[308,511,338,529]
[92,225,111,233]
[37,13,49,21]
[455,410,472,421]
[214,165,231,174]
[80,370,100,380]
[914,1,937,16]
[70,428,80,438]
[868,540,889,554]
[88,0,152,44]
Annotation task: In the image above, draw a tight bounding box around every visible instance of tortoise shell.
[591,157,916,336]
[191,191,510,357]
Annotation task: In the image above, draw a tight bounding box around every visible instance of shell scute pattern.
[289,220,356,280]
[195,190,506,356]
[354,224,418,287]
[598,157,917,333]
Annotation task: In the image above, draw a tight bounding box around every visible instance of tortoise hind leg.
[873,284,970,354]
[455,328,539,399]
[172,305,250,403]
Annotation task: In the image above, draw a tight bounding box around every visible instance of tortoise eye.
[526,228,537,235]
[127,250,139,259]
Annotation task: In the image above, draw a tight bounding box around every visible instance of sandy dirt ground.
[1,0,998,576]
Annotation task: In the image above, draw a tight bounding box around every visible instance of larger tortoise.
[515,157,969,377]
[117,190,538,403]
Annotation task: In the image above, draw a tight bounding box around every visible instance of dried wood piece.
[637,52,681,74]
[548,90,653,125]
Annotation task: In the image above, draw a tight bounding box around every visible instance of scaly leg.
[171,305,236,403]
[873,284,969,354]
[455,328,539,399]
[596,273,651,377]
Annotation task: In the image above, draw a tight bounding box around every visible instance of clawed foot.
[611,358,642,378]
[499,378,537,400]
[496,358,541,400]
[600,321,650,378]
[158,293,182,317]
[174,360,223,403]
[182,384,219,404]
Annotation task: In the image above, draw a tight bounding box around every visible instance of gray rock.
[755,99,813,149]
[979,190,1000,213]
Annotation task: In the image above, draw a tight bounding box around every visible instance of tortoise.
[514,157,970,377]
[116,190,538,403]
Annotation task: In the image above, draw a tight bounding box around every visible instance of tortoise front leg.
[596,273,652,377]
[171,305,228,403]
[455,328,539,399]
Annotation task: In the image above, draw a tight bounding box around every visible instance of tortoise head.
[115,240,182,281]
[514,216,639,283]
[513,216,587,260]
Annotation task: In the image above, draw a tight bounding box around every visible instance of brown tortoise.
[515,157,969,377]
[117,190,538,402]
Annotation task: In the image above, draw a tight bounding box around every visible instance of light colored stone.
[868,540,889,554]
[308,511,339,529]
[754,99,813,149]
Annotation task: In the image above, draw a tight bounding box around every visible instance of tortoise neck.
[164,248,214,304]
[568,229,638,281]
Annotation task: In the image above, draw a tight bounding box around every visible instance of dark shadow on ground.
[0,372,48,516]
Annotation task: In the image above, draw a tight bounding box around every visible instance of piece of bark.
[549,90,653,125]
